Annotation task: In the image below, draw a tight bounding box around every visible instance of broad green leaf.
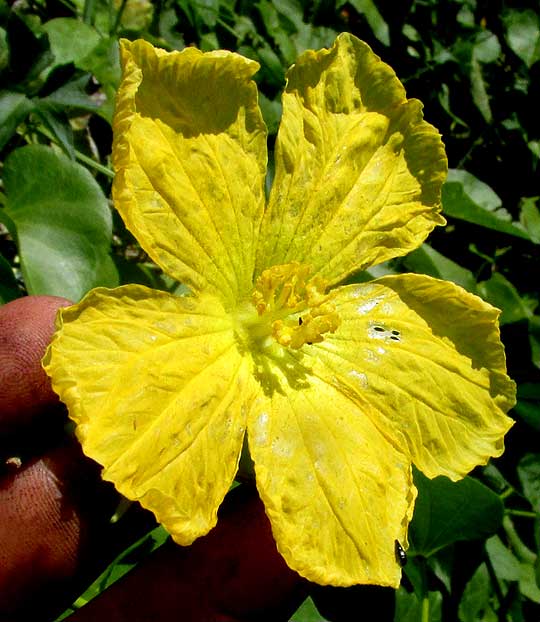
[458,563,497,622]
[112,39,267,307]
[0,252,20,303]
[514,384,540,431]
[0,91,34,150]
[257,0,298,65]
[503,9,540,68]
[257,33,447,285]
[473,31,501,64]
[116,0,154,31]
[290,597,329,622]
[520,197,540,244]
[477,272,533,325]
[44,286,250,546]
[41,73,101,112]
[2,145,117,300]
[486,536,520,581]
[403,243,476,292]
[427,550,453,594]
[442,169,533,240]
[43,18,100,67]
[517,453,540,514]
[470,55,491,123]
[258,91,281,136]
[519,559,540,602]
[181,0,219,29]
[78,36,120,122]
[490,524,540,602]
[345,0,390,47]
[395,588,442,622]
[409,470,504,557]
[270,0,304,31]
[255,41,287,87]
[33,100,75,158]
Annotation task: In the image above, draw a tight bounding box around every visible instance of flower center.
[243,262,341,350]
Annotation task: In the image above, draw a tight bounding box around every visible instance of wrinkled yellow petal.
[256,33,447,284]
[113,39,267,307]
[247,370,415,587]
[43,285,251,544]
[308,274,515,480]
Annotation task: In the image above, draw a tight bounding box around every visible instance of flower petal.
[309,274,515,480]
[256,33,447,284]
[248,372,415,587]
[43,285,250,544]
[113,40,267,307]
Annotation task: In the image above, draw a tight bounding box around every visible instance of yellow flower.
[43,33,515,587]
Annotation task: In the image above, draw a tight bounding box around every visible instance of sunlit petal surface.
[309,274,515,480]
[113,40,267,307]
[43,285,250,544]
[247,370,415,587]
[256,33,447,284]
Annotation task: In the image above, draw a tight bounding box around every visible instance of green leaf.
[409,470,504,558]
[477,272,533,325]
[519,197,540,244]
[503,9,540,68]
[0,90,34,150]
[519,559,540,602]
[486,536,521,581]
[257,0,297,65]
[54,524,169,620]
[529,317,540,370]
[258,92,281,136]
[41,73,100,112]
[42,17,100,67]
[0,25,8,73]
[514,382,540,432]
[2,144,118,301]
[0,252,20,303]
[290,596,329,621]
[403,243,477,292]
[491,523,540,604]
[517,453,540,514]
[395,588,442,622]
[470,55,491,123]
[473,31,501,64]
[32,100,75,158]
[458,562,497,622]
[442,169,533,241]
[78,36,120,122]
[345,0,390,47]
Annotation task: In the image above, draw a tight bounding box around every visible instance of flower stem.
[421,594,430,622]
[75,150,114,178]
[502,515,536,564]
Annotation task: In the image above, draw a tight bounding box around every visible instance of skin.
[0,295,308,621]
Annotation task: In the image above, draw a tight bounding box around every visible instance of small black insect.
[395,540,407,567]
[298,317,303,325]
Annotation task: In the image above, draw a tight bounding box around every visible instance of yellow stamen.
[250,262,341,349]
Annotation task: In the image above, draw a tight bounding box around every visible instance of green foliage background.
[1,1,539,620]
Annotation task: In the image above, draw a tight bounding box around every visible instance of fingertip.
[0,295,71,436]
[0,439,117,619]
